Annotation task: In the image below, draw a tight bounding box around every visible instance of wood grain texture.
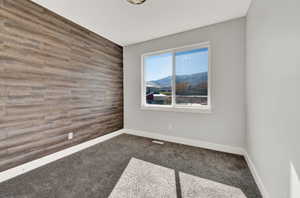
[0,0,123,172]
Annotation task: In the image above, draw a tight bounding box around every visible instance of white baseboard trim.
[0,128,269,198]
[243,151,270,198]
[0,129,124,183]
[123,129,245,155]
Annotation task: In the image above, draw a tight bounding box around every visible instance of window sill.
[141,105,212,114]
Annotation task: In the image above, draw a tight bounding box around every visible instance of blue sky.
[145,48,208,81]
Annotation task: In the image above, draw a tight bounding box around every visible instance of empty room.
[0,0,299,197]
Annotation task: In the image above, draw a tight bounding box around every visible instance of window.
[142,42,211,113]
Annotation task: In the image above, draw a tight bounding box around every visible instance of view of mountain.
[149,72,208,88]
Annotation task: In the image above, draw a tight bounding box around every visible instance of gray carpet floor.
[0,134,262,198]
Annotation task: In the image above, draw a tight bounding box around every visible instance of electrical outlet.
[168,124,173,130]
[68,132,74,140]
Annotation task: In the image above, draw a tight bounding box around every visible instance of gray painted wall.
[246,0,300,197]
[124,18,246,148]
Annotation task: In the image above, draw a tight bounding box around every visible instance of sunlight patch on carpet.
[109,158,176,198]
[179,172,246,198]
[109,158,246,198]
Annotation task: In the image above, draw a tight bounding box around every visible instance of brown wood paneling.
[0,0,123,172]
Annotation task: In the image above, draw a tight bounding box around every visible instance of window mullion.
[172,51,176,107]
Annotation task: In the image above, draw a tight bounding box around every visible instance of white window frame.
[141,42,212,113]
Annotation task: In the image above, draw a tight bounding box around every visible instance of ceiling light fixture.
[127,0,146,5]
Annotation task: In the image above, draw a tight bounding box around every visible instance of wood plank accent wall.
[0,0,123,172]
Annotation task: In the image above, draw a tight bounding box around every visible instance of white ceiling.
[32,0,252,46]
